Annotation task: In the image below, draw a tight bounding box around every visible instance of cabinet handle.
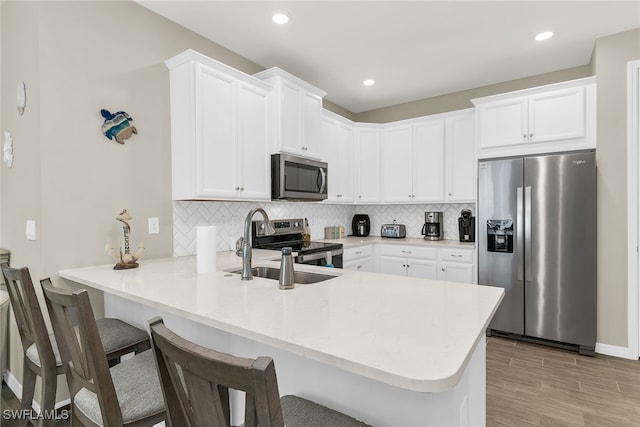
[355,251,362,255]
[240,187,244,191]
[441,267,446,271]
[402,250,412,254]
[358,195,362,199]
[402,264,406,268]
[357,265,362,269]
[529,133,533,139]
[448,192,452,196]
[406,264,410,268]
[523,134,527,139]
[235,187,240,191]
[450,254,463,258]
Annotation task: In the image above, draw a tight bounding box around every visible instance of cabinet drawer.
[344,245,373,260]
[378,245,437,260]
[439,248,473,263]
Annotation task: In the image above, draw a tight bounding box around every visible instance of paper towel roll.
[197,226,217,273]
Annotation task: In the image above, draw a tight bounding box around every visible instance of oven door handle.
[296,248,343,263]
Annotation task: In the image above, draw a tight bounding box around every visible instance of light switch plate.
[148,217,159,234]
[26,220,36,241]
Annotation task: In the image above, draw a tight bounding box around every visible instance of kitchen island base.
[106,294,487,427]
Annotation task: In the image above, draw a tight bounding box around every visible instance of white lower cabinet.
[343,245,373,272]
[437,248,475,284]
[377,245,438,279]
[375,244,475,284]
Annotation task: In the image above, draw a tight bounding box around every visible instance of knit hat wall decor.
[100,109,138,144]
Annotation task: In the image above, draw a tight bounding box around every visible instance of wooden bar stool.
[1,264,150,427]
[148,316,370,427]
[40,278,165,426]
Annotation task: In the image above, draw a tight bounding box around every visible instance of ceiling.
[136,1,640,114]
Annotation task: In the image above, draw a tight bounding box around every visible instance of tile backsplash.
[173,200,475,256]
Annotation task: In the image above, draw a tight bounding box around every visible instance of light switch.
[26,220,36,241]
[148,217,159,234]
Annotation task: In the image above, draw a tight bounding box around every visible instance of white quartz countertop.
[59,252,502,393]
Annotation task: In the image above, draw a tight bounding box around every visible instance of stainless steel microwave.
[271,153,328,201]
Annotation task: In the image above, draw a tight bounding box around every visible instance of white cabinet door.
[438,262,474,284]
[477,97,528,148]
[412,119,445,202]
[446,111,476,202]
[279,80,303,154]
[379,256,408,276]
[322,115,354,203]
[335,122,355,202]
[196,66,237,198]
[237,82,270,199]
[355,126,381,203]
[528,87,586,144]
[407,258,438,279]
[382,125,413,202]
[303,92,324,157]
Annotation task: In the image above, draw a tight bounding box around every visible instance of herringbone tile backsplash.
[173,201,474,256]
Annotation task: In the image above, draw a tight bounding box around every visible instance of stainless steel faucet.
[236,207,275,280]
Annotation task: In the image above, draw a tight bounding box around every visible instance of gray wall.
[592,28,640,347]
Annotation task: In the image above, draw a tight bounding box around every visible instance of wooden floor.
[2,336,639,426]
[487,336,640,426]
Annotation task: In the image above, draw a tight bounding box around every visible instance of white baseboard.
[596,342,638,360]
[3,369,71,410]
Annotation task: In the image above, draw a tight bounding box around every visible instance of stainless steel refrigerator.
[478,150,596,355]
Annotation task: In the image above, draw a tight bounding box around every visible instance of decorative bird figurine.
[106,209,144,269]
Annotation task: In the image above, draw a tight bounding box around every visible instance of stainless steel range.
[252,218,343,268]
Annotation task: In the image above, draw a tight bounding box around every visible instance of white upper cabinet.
[166,50,271,201]
[254,67,326,159]
[321,111,354,203]
[382,118,445,203]
[473,77,595,158]
[445,109,476,202]
[354,125,382,203]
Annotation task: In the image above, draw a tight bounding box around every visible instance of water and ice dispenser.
[486,220,514,253]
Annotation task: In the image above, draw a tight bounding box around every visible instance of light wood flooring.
[487,336,640,426]
[2,336,639,426]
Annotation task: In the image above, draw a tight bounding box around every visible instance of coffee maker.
[458,209,476,242]
[421,212,444,241]
[352,214,370,237]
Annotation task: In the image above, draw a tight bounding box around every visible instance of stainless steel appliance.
[351,214,370,237]
[271,153,328,201]
[381,222,406,238]
[478,150,596,355]
[458,209,475,243]
[252,218,343,268]
[421,212,443,240]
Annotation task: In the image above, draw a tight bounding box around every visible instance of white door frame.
[627,59,640,360]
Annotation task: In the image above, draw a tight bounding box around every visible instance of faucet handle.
[235,237,244,257]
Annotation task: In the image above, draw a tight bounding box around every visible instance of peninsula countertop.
[59,253,503,393]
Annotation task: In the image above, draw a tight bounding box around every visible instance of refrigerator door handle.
[524,186,532,282]
[517,187,524,281]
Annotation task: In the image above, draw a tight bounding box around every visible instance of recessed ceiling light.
[535,31,554,41]
[363,79,375,86]
[272,13,289,25]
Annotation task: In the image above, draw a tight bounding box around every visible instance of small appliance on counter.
[352,214,370,237]
[458,209,476,243]
[381,221,406,238]
[421,212,444,241]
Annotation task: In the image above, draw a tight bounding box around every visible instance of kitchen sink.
[225,266,337,284]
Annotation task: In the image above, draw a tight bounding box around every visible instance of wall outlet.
[148,217,160,235]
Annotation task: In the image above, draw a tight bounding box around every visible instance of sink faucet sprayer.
[236,208,276,280]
